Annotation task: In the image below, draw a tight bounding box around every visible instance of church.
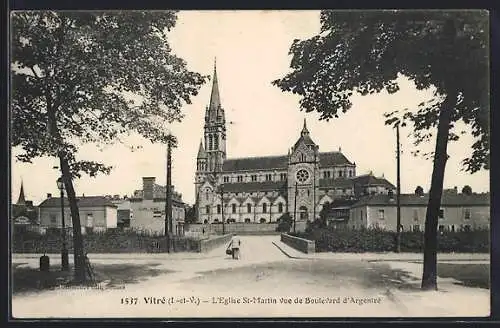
[194,61,395,225]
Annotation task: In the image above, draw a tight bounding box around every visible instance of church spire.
[197,139,207,158]
[208,57,221,120]
[301,118,309,136]
[17,180,26,205]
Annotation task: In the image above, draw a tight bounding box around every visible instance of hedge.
[12,229,201,253]
[291,227,489,253]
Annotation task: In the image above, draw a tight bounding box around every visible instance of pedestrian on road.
[228,234,241,259]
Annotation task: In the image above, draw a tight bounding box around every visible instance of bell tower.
[287,119,320,227]
[204,58,227,174]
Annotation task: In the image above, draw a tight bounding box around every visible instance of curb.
[271,242,308,260]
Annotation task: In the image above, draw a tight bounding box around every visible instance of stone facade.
[38,195,118,234]
[349,192,490,231]
[128,177,186,235]
[194,61,396,228]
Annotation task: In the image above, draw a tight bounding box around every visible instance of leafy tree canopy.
[11,11,207,178]
[273,10,489,173]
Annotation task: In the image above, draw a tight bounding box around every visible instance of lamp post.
[57,177,69,271]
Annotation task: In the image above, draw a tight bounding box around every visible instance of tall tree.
[11,11,207,282]
[273,10,489,290]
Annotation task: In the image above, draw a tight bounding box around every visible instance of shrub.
[295,227,489,253]
[276,213,292,232]
[12,229,202,253]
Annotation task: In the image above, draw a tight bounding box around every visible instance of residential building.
[38,194,118,234]
[108,195,132,229]
[194,60,395,227]
[129,177,186,235]
[350,190,490,231]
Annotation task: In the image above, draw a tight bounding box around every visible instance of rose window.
[296,169,310,183]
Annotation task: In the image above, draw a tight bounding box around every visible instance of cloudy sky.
[11,10,490,205]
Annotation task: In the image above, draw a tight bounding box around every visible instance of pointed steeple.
[208,57,221,120]
[197,139,207,158]
[301,118,309,136]
[17,180,26,205]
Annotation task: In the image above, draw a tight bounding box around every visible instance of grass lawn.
[437,263,490,289]
[12,262,173,295]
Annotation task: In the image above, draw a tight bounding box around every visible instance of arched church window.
[278,203,283,213]
[209,135,213,150]
[214,135,219,149]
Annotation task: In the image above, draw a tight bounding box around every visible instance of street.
[11,236,490,318]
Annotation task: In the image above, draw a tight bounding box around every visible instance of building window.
[86,213,94,227]
[278,203,283,213]
[260,218,266,224]
[209,135,213,150]
[463,224,471,232]
[50,214,57,224]
[251,175,257,182]
[438,225,445,232]
[263,203,267,213]
[265,174,272,181]
[349,170,353,177]
[214,135,219,149]
[323,171,331,179]
[223,176,229,183]
[360,210,363,221]
[232,203,236,214]
[338,171,343,177]
[378,209,385,220]
[451,225,455,232]
[280,173,287,181]
[412,224,420,232]
[205,205,210,214]
[439,209,444,219]
[217,205,221,214]
[413,209,419,222]
[245,218,251,223]
[464,208,471,220]
[301,153,306,161]
[247,204,252,213]
[237,175,243,182]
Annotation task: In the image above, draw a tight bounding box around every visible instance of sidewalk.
[272,240,490,262]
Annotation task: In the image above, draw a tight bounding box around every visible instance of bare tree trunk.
[46,93,87,283]
[59,152,86,283]
[421,91,456,290]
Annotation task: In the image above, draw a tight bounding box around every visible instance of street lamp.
[57,177,69,271]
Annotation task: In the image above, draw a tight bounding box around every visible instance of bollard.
[40,255,50,272]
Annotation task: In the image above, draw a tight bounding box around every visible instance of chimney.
[143,177,156,200]
[47,193,52,199]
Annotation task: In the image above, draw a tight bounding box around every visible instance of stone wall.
[186,223,279,235]
[200,234,233,253]
[281,233,315,254]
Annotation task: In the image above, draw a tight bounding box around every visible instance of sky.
[11,10,490,205]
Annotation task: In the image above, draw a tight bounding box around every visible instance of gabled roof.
[223,155,288,172]
[222,181,288,193]
[39,196,117,208]
[222,151,353,172]
[352,193,490,208]
[318,152,354,167]
[351,174,395,189]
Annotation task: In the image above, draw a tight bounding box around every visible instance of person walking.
[228,234,241,259]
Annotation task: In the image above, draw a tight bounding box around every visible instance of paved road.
[11,236,490,318]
